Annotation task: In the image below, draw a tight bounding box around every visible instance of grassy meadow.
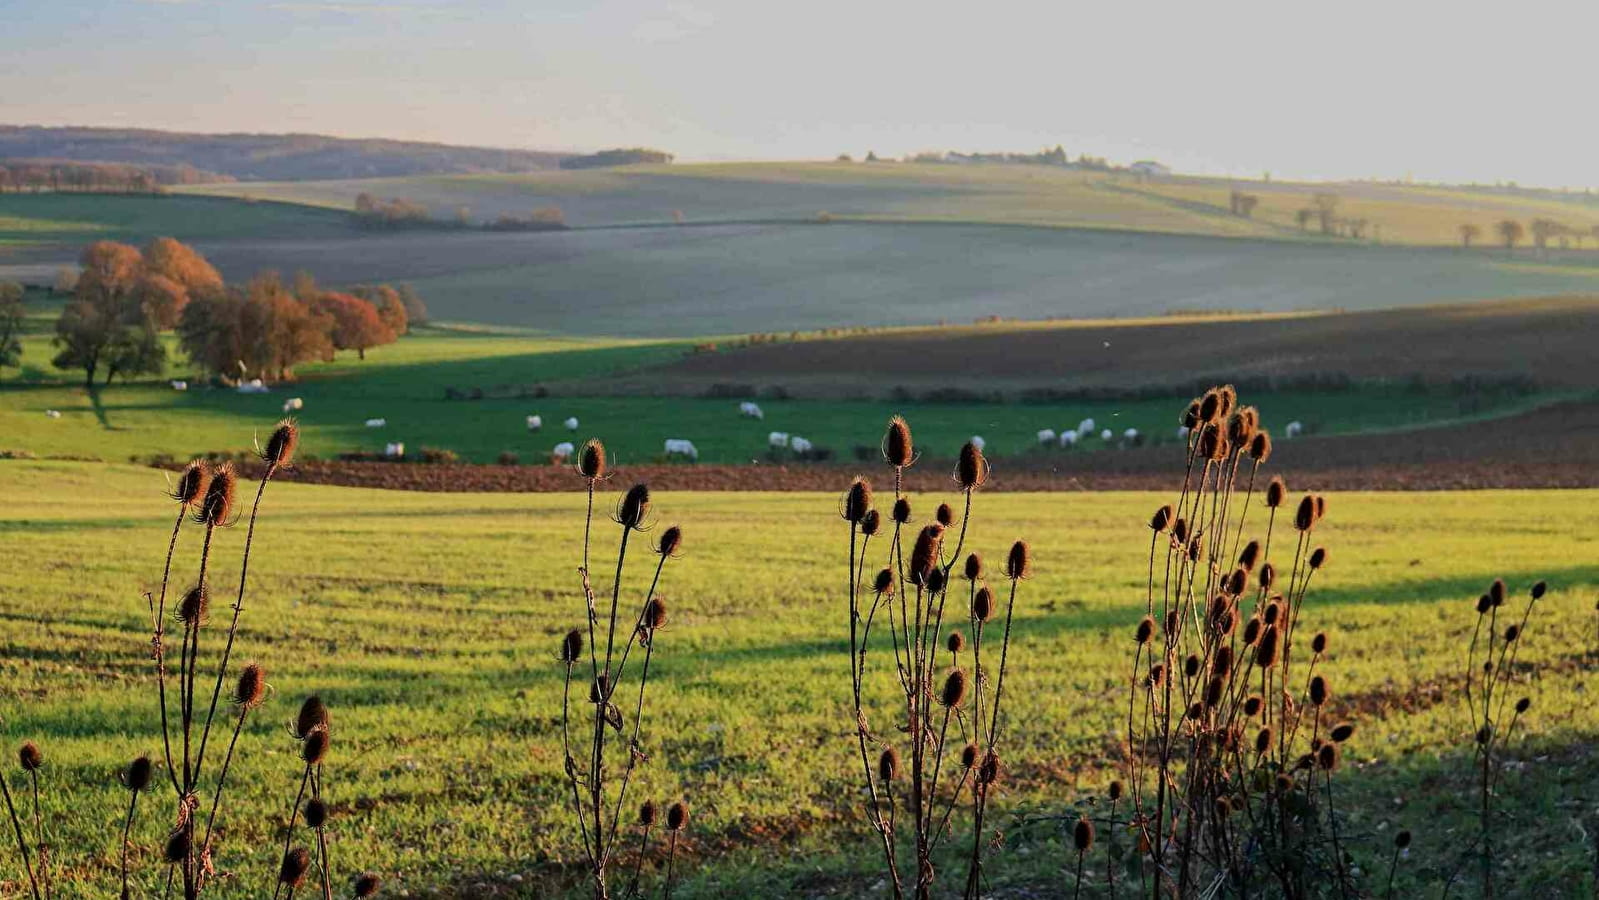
[0,193,355,253]
[0,458,1594,898]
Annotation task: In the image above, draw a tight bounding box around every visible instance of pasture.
[0,193,355,255]
[0,458,1594,898]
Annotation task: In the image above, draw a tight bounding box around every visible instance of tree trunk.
[358,347,365,360]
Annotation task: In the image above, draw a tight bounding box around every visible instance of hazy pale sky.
[4,0,1598,185]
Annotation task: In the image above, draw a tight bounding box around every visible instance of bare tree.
[1459,223,1481,249]
[1495,219,1525,252]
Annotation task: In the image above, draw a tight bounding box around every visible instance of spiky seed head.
[1238,540,1261,572]
[1217,384,1237,417]
[1164,609,1180,638]
[638,801,658,827]
[843,479,872,523]
[1147,663,1165,688]
[892,497,912,524]
[1258,563,1277,591]
[1213,645,1234,678]
[940,669,968,708]
[1227,408,1258,447]
[861,509,881,537]
[1197,424,1228,460]
[233,662,266,709]
[1265,476,1286,509]
[196,463,237,527]
[936,503,955,527]
[1294,495,1316,531]
[1134,616,1154,644]
[656,525,684,557]
[1186,701,1205,721]
[1243,695,1263,717]
[590,674,610,704]
[1476,724,1492,745]
[1005,541,1031,579]
[302,727,330,765]
[1255,626,1280,667]
[579,439,606,479]
[177,582,209,626]
[264,419,300,467]
[1515,697,1531,714]
[909,525,943,586]
[279,847,311,887]
[304,797,329,828]
[878,747,900,782]
[1309,547,1328,570]
[1311,632,1328,654]
[170,460,211,506]
[1503,624,1519,642]
[1184,654,1201,678]
[1173,517,1189,544]
[1395,830,1412,850]
[1255,727,1274,755]
[1309,675,1329,706]
[1150,504,1174,533]
[18,742,42,772]
[1249,430,1272,463]
[1329,722,1355,743]
[873,568,895,595]
[1074,816,1095,852]
[973,587,995,623]
[561,630,583,664]
[956,441,987,489]
[1109,780,1124,801]
[1242,618,1262,646]
[1314,494,1327,521]
[960,743,979,768]
[163,829,191,864]
[1488,578,1506,607]
[617,483,650,530]
[1316,742,1340,771]
[1181,398,1202,429]
[125,755,153,792]
[353,872,382,897]
[1204,676,1224,709]
[1531,580,1547,600]
[1199,390,1222,423]
[1187,536,1203,562]
[947,631,965,654]
[926,567,947,594]
[884,416,914,467]
[1263,601,1281,626]
[963,553,983,581]
[1225,567,1247,596]
[1475,594,1493,615]
[644,598,667,631]
[977,751,1000,785]
[296,696,330,740]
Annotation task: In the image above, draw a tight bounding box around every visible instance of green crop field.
[0,459,1594,898]
[0,193,356,255]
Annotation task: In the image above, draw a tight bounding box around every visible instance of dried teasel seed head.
[1488,578,1506,607]
[963,553,982,581]
[1005,541,1031,580]
[955,441,987,489]
[1503,624,1520,642]
[353,873,382,897]
[1204,676,1225,709]
[561,630,583,664]
[878,747,900,782]
[1213,646,1235,678]
[1294,495,1317,531]
[163,829,191,864]
[1181,399,1202,429]
[909,525,943,586]
[1225,567,1248,596]
[1187,536,1203,562]
[1147,663,1165,688]
[883,415,914,468]
[1227,408,1258,447]
[1255,626,1280,668]
[936,503,955,527]
[1243,695,1263,717]
[1395,830,1412,850]
[1530,580,1547,600]
[195,463,237,527]
[1199,389,1222,423]
[1198,424,1228,460]
[1258,562,1276,591]
[1073,816,1095,852]
[1242,618,1262,646]
[1476,724,1492,745]
[1329,722,1355,743]
[1249,430,1272,463]
[1184,654,1201,679]
[579,439,606,479]
[1173,517,1189,544]
[860,508,881,537]
[656,525,684,557]
[279,847,312,887]
[263,419,300,467]
[1515,697,1531,714]
[1475,594,1493,615]
[177,582,209,626]
[873,568,895,595]
[1316,742,1340,771]
[1238,540,1261,572]
[590,674,610,704]
[18,742,43,772]
[617,483,651,530]
[1311,632,1328,655]
[1315,494,1327,521]
[1150,504,1174,533]
[233,662,266,709]
[1134,616,1154,644]
[843,479,872,524]
[1217,384,1237,418]
[1186,701,1205,721]
[1275,772,1295,793]
[892,497,912,524]
[1309,675,1329,706]
[1255,727,1274,755]
[639,801,659,827]
[170,460,211,507]
[960,743,980,769]
[296,696,330,740]
[1308,547,1328,570]
[940,669,968,708]
[947,631,965,654]
[304,797,329,828]
[973,587,995,623]
[302,727,330,765]
[1263,600,1281,626]
[1109,780,1124,801]
[124,755,153,792]
[925,566,947,595]
[644,598,668,631]
[977,751,1000,785]
[1265,476,1286,509]
[1163,609,1180,638]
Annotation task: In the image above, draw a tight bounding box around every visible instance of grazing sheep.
[383,441,405,458]
[1058,430,1078,447]
[969,435,986,451]
[282,397,303,413]
[526,415,543,432]
[564,416,579,431]
[1124,428,1139,441]
[1285,421,1304,438]
[664,439,700,461]
[236,379,270,394]
[170,380,188,391]
[1077,418,1096,435]
[1037,428,1057,446]
[790,436,814,455]
[739,401,764,420]
[552,441,575,460]
[365,418,387,428]
[1100,429,1114,442]
[44,409,61,419]
[768,431,790,449]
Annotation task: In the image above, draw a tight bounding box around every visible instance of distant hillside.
[0,126,572,181]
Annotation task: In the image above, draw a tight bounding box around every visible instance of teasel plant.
[841,416,1033,900]
[0,742,48,900]
[1461,577,1548,898]
[1110,386,1360,898]
[558,439,686,900]
[272,696,333,900]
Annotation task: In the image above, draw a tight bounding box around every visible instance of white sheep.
[969,436,985,451]
[170,380,188,391]
[1078,417,1096,434]
[664,439,700,460]
[383,441,405,458]
[283,397,303,413]
[44,409,61,419]
[552,441,575,460]
[790,436,814,454]
[1285,421,1304,438]
[1124,428,1140,442]
[526,415,542,432]
[1036,428,1057,446]
[236,379,270,394]
[768,431,790,449]
[564,416,579,431]
[1100,429,1114,441]
[1058,430,1078,447]
[365,418,387,428]
[738,401,764,420]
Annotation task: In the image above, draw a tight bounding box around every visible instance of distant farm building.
[1129,160,1171,178]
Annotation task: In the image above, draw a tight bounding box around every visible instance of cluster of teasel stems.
[842,415,1033,900]
[1114,385,1360,898]
[558,439,689,900]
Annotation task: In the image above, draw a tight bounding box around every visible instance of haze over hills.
[0,125,573,181]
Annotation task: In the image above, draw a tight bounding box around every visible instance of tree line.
[0,159,229,192]
[1460,218,1599,252]
[353,193,568,232]
[44,238,427,389]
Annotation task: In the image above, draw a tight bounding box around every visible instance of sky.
[3,0,1599,186]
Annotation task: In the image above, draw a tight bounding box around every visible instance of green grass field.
[0,193,355,254]
[0,459,1593,898]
